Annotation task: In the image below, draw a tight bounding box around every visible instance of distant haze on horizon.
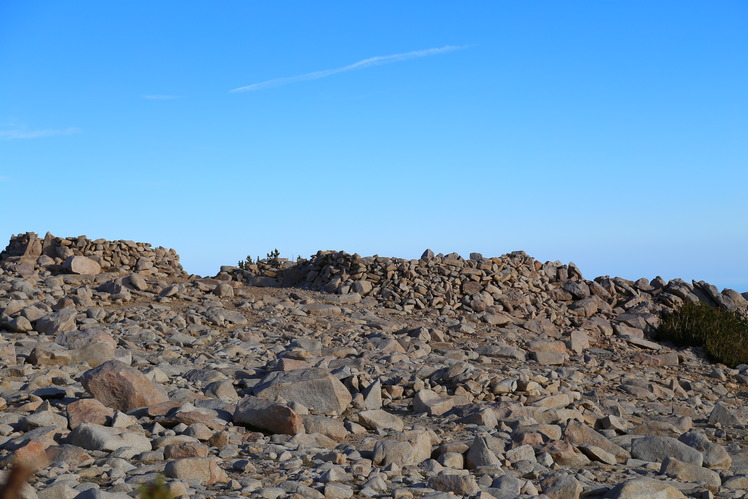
[2,2,746,293]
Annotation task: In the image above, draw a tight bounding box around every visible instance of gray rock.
[233,396,304,435]
[68,423,151,454]
[125,273,148,291]
[659,456,721,487]
[540,473,582,499]
[80,360,169,411]
[630,436,703,466]
[427,473,480,495]
[36,307,77,335]
[708,403,741,426]
[164,457,229,485]
[253,367,352,414]
[677,430,732,469]
[465,435,501,469]
[357,409,404,432]
[606,478,686,498]
[63,256,101,275]
[564,420,630,463]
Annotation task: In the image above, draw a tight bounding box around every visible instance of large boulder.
[164,457,228,485]
[233,397,304,435]
[630,436,703,466]
[80,360,169,411]
[253,368,352,414]
[68,423,151,454]
[564,420,631,463]
[63,255,101,275]
[35,308,77,335]
[606,478,686,498]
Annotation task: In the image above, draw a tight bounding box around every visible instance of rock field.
[0,232,747,499]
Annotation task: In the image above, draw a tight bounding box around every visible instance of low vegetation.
[237,248,281,270]
[657,301,748,368]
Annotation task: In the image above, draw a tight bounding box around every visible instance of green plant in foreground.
[657,301,748,368]
[138,476,174,499]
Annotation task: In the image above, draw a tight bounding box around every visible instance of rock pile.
[0,234,747,499]
[1,232,185,278]
[220,250,747,317]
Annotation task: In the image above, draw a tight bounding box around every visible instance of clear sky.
[2,2,747,291]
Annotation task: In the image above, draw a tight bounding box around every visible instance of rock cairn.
[220,249,747,317]
[1,234,747,499]
[1,232,186,278]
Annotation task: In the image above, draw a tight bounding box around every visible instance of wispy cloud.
[231,45,469,93]
[142,94,181,100]
[0,125,80,140]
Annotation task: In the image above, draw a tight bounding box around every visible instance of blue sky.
[2,2,747,290]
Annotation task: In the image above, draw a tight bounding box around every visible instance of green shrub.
[237,255,254,270]
[237,249,281,270]
[657,301,748,368]
[138,476,174,499]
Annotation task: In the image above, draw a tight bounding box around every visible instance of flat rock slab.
[253,367,352,414]
[80,359,169,411]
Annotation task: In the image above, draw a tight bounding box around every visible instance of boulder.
[630,436,703,466]
[564,420,630,463]
[68,423,151,454]
[253,368,351,414]
[80,360,169,411]
[63,256,101,275]
[233,397,304,435]
[164,457,228,485]
[606,478,686,499]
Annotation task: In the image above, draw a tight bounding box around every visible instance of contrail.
[230,45,468,93]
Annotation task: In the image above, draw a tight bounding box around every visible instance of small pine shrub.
[657,301,748,368]
[138,476,174,499]
[237,255,253,270]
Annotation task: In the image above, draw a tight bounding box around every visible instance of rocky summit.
[0,232,747,499]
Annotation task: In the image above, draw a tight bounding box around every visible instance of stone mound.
[219,249,747,319]
[1,232,186,278]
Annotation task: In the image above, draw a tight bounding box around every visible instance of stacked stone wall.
[220,250,747,318]
[1,232,185,277]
